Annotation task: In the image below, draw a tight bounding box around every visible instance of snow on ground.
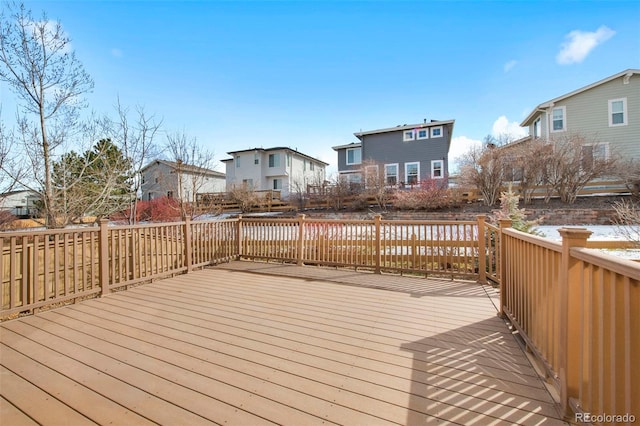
[536,225,640,260]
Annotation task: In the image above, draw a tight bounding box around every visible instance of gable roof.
[141,159,225,178]
[353,120,455,139]
[331,142,362,151]
[223,147,329,166]
[521,69,640,126]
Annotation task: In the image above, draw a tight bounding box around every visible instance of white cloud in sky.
[504,60,518,73]
[492,115,528,140]
[449,135,482,172]
[556,25,615,65]
[111,48,123,58]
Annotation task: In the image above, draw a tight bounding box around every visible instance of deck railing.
[501,227,639,422]
[1,215,638,422]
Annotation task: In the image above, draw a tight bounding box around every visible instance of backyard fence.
[1,214,637,422]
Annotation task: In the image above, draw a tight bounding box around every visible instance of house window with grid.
[254,153,259,165]
[431,160,443,179]
[609,98,627,126]
[346,147,361,165]
[417,129,428,140]
[403,130,415,141]
[430,126,443,138]
[268,153,280,167]
[551,107,566,132]
[405,162,419,186]
[385,164,398,186]
[272,178,282,190]
[235,156,240,167]
[581,143,608,170]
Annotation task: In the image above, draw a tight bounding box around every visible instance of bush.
[392,179,462,210]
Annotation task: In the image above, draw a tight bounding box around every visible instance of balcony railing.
[1,215,637,422]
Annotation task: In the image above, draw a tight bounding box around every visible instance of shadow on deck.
[1,261,566,425]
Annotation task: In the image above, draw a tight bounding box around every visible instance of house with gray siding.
[520,69,639,163]
[141,159,226,202]
[333,120,455,187]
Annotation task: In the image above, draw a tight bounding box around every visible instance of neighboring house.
[332,119,455,187]
[0,189,41,218]
[520,68,639,163]
[222,147,328,198]
[140,159,226,202]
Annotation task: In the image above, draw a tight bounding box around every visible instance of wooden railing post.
[184,218,192,272]
[99,218,110,296]
[237,215,243,259]
[498,219,512,317]
[297,214,306,265]
[374,214,382,274]
[477,215,487,284]
[558,227,592,418]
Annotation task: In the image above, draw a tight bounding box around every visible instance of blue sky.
[3,0,640,175]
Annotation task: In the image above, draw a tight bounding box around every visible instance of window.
[551,106,566,132]
[346,147,361,165]
[417,129,429,140]
[167,191,173,198]
[385,164,398,186]
[272,179,282,190]
[533,117,541,138]
[242,179,253,188]
[235,155,240,168]
[431,160,443,179]
[365,165,379,187]
[254,153,259,165]
[403,130,415,141]
[154,177,159,184]
[405,162,420,186]
[609,98,627,126]
[268,153,280,167]
[286,153,291,166]
[430,126,443,138]
[581,143,608,170]
[310,162,314,171]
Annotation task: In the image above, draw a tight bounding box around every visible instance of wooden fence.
[1,215,637,422]
[501,227,639,422]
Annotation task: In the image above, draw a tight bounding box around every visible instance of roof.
[521,69,640,126]
[331,142,362,151]
[141,159,225,178]
[223,147,329,166]
[0,189,40,198]
[353,120,455,139]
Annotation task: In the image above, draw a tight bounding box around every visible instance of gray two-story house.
[333,120,455,187]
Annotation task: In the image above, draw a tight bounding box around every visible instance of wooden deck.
[1,261,566,425]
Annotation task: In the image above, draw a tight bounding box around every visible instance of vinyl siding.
[545,75,640,160]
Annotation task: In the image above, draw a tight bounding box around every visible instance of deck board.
[1,261,566,425]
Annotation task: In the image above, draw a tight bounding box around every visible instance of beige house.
[222,147,328,198]
[520,68,639,162]
[140,159,226,202]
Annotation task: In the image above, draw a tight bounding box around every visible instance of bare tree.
[0,109,21,193]
[360,160,392,209]
[110,100,161,224]
[0,2,94,227]
[613,199,640,247]
[165,130,216,219]
[614,158,640,200]
[458,137,507,206]
[512,138,554,204]
[543,133,614,204]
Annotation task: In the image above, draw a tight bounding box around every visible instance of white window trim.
[403,130,415,142]
[416,128,429,140]
[608,98,627,127]
[385,163,399,186]
[533,117,541,138]
[431,160,444,179]
[346,147,362,165]
[582,142,610,160]
[430,126,443,138]
[405,162,420,185]
[551,106,566,133]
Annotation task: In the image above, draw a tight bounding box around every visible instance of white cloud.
[492,115,528,141]
[111,48,123,58]
[448,136,482,172]
[556,25,615,65]
[504,60,518,73]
